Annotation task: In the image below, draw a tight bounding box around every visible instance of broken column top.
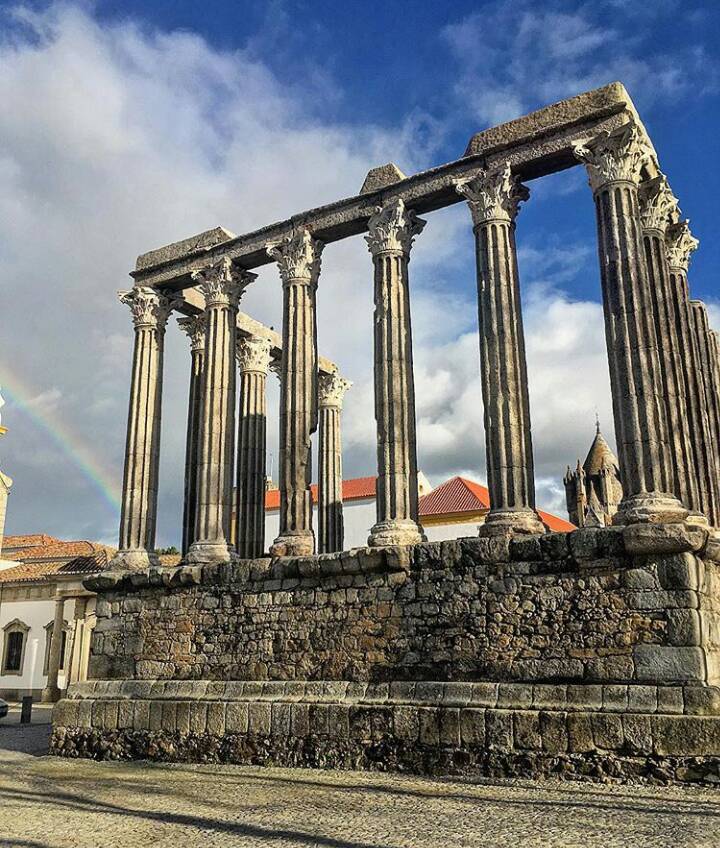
[360,163,407,195]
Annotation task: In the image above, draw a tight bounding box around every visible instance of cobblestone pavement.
[1,723,719,848]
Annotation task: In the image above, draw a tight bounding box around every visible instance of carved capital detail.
[236,335,272,374]
[318,371,352,409]
[365,198,426,256]
[455,163,529,225]
[639,174,679,233]
[573,122,650,192]
[191,257,255,308]
[177,314,206,353]
[267,228,324,285]
[666,219,699,272]
[118,286,178,331]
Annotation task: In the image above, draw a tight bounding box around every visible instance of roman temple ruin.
[51,83,720,782]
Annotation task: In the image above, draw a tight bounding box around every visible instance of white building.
[0,535,105,701]
[264,474,574,550]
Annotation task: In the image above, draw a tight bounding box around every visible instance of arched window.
[2,619,30,676]
[43,620,70,675]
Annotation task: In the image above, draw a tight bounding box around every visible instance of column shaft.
[574,124,687,524]
[366,199,426,546]
[456,164,544,535]
[639,177,697,510]
[268,229,323,556]
[42,595,65,703]
[115,287,175,570]
[666,220,717,523]
[236,337,271,559]
[318,372,351,553]
[187,259,252,564]
[178,315,206,556]
[691,302,720,526]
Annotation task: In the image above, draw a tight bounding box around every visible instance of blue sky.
[0,0,718,544]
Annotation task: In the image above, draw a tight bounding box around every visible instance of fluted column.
[366,199,426,547]
[638,175,697,511]
[574,123,687,525]
[236,335,271,559]
[177,314,206,555]
[690,301,720,527]
[666,220,717,523]
[268,229,323,557]
[42,594,65,703]
[187,258,254,564]
[114,286,177,570]
[318,371,352,553]
[456,164,544,535]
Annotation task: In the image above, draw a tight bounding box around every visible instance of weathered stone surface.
[360,163,407,195]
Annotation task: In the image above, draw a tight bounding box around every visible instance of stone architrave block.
[513,711,541,750]
[634,645,706,684]
[226,702,249,734]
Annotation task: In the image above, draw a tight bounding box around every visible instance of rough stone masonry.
[52,82,720,784]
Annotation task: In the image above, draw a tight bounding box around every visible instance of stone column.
[42,594,65,703]
[187,258,254,565]
[318,371,352,554]
[177,314,206,556]
[666,220,718,523]
[236,335,271,559]
[574,123,687,525]
[114,286,177,570]
[456,164,544,535]
[365,199,426,547]
[638,175,698,512]
[690,301,720,527]
[267,229,324,556]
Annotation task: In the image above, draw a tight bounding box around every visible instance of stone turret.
[564,421,623,527]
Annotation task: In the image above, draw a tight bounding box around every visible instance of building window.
[44,622,69,675]
[2,619,30,676]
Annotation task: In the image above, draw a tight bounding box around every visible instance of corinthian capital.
[318,371,352,409]
[118,286,178,331]
[639,174,679,233]
[236,335,272,374]
[365,198,426,256]
[267,228,324,284]
[191,257,255,308]
[665,219,699,272]
[573,122,649,192]
[455,163,529,226]
[177,314,206,352]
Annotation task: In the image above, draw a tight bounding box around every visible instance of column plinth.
[42,594,65,703]
[236,336,271,559]
[177,314,206,556]
[318,372,351,554]
[113,286,177,570]
[456,163,544,537]
[268,229,323,557]
[187,259,254,565]
[365,199,426,547]
[574,123,687,525]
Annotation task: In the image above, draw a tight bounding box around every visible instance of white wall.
[0,593,81,698]
[265,497,377,551]
[423,521,480,542]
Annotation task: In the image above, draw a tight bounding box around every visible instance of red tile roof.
[418,476,490,516]
[265,476,376,509]
[0,537,110,583]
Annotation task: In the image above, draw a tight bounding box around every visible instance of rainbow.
[0,369,122,514]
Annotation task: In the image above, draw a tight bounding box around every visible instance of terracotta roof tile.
[0,550,107,583]
[265,476,376,509]
[419,477,489,516]
[2,533,60,550]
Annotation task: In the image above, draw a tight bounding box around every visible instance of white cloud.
[441,1,718,127]
[0,2,618,543]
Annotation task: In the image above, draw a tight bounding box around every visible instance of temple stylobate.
[111,81,720,570]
